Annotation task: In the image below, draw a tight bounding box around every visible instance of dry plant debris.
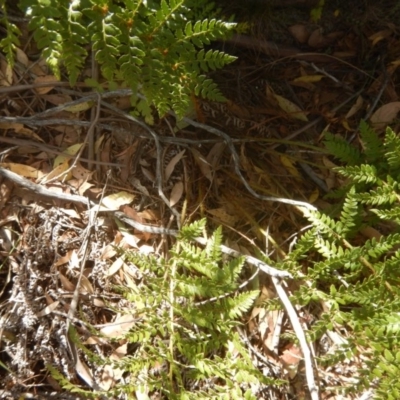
[1,1,400,399]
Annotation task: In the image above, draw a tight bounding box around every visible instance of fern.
[48,220,267,398]
[284,123,400,398]
[16,0,236,120]
[324,132,362,165]
[0,2,21,67]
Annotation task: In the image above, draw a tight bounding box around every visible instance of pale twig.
[272,277,319,400]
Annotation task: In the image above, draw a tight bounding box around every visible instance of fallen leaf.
[293,75,324,83]
[59,273,75,292]
[273,94,308,122]
[280,155,301,179]
[288,24,310,44]
[15,48,29,67]
[345,96,364,119]
[41,160,70,183]
[165,150,185,182]
[0,163,44,179]
[191,148,213,181]
[369,29,393,47]
[0,59,12,86]
[107,256,125,277]
[34,75,59,94]
[280,344,302,379]
[169,181,184,207]
[206,142,226,169]
[101,191,135,210]
[370,102,400,130]
[37,301,60,317]
[100,314,136,338]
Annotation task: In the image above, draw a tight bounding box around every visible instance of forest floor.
[0,0,400,399]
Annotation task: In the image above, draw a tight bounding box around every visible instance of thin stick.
[272,277,319,400]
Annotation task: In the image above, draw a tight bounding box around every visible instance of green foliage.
[49,220,273,399]
[13,0,236,121]
[283,123,400,398]
[0,1,22,67]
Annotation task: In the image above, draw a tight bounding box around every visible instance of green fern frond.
[324,132,362,165]
[0,9,21,67]
[384,126,400,172]
[335,164,379,184]
[355,186,398,205]
[16,0,236,120]
[338,186,362,237]
[359,119,383,163]
[372,206,400,222]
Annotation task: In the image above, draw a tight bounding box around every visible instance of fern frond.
[0,12,21,67]
[359,120,383,163]
[384,126,400,172]
[335,164,379,184]
[355,184,398,205]
[324,132,362,164]
[338,186,362,237]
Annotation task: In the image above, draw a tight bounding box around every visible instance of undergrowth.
[282,121,400,399]
[50,220,277,399]
[46,122,400,399]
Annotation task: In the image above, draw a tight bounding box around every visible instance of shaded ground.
[1,0,400,398]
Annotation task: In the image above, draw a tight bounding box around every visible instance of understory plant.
[49,220,277,399]
[276,121,400,399]
[1,0,236,121]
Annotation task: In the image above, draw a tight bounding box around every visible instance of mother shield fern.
[10,0,236,121]
[281,122,400,398]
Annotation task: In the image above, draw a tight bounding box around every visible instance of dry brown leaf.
[15,48,29,67]
[107,256,125,277]
[280,155,301,179]
[101,244,118,260]
[141,166,155,182]
[37,301,60,317]
[288,24,310,44]
[370,102,400,130]
[369,29,393,47]
[273,94,308,122]
[0,122,43,141]
[34,75,59,94]
[206,142,226,169]
[59,273,75,292]
[280,344,302,379]
[226,100,251,118]
[191,148,213,181]
[165,150,185,182]
[0,163,44,179]
[0,59,12,86]
[41,160,70,183]
[119,232,140,249]
[293,74,324,83]
[100,191,135,211]
[79,274,94,294]
[169,181,184,207]
[42,94,73,106]
[345,95,364,119]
